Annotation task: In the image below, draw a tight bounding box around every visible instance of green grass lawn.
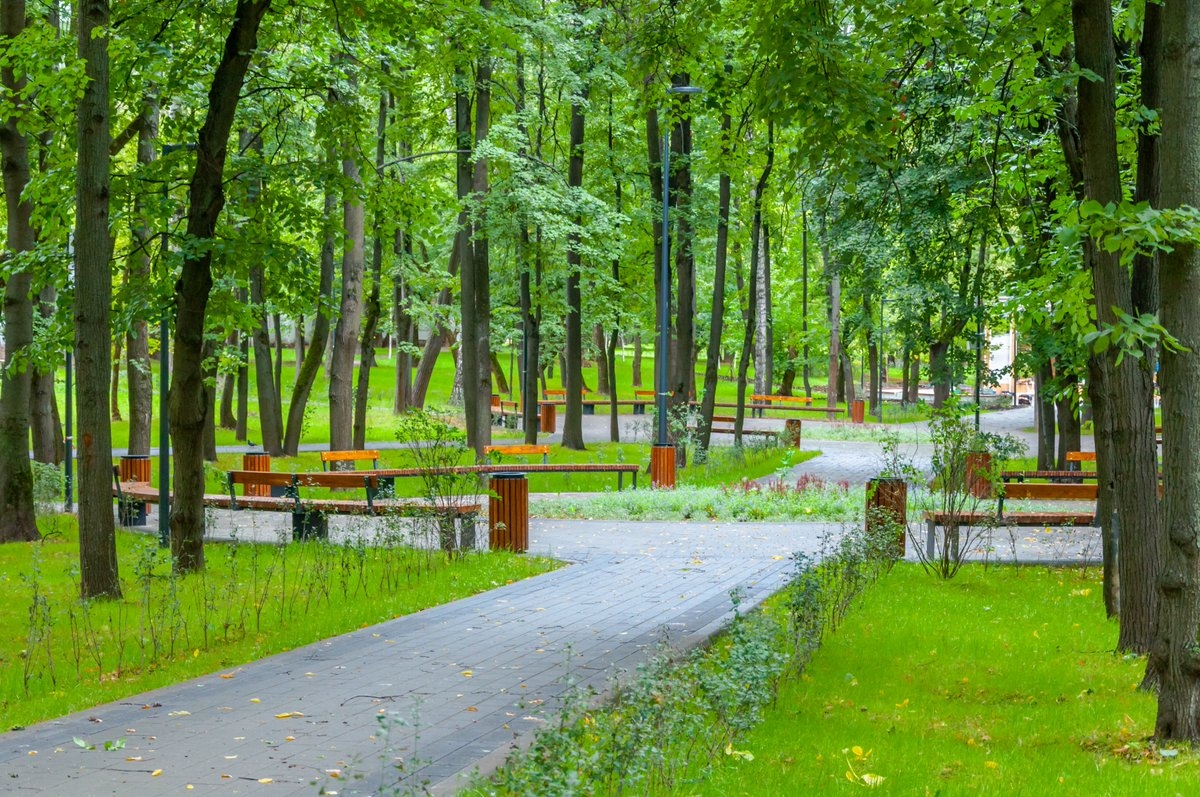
[699,565,1196,796]
[0,516,557,731]
[93,345,923,453]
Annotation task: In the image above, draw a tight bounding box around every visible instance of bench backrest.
[1065,451,1096,473]
[1002,482,1098,501]
[227,470,378,511]
[484,444,550,464]
[751,393,811,405]
[320,449,381,471]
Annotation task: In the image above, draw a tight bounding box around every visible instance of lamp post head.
[667,86,703,95]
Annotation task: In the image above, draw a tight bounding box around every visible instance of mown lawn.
[699,565,1197,796]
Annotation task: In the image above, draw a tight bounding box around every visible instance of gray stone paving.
[0,404,1097,796]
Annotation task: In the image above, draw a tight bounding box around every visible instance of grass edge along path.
[0,518,558,731]
[701,565,1195,796]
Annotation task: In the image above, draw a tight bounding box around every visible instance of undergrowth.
[0,516,555,730]
[531,476,875,523]
[466,520,898,796]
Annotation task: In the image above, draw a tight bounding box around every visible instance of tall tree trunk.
[822,213,840,411]
[126,91,156,454]
[840,348,856,405]
[250,266,282,454]
[236,314,248,441]
[907,354,920,403]
[1035,362,1056,470]
[110,339,122,421]
[31,286,63,463]
[202,338,218,461]
[75,0,119,596]
[698,90,732,454]
[169,0,270,573]
[753,216,772,394]
[392,150,415,414]
[412,236,461,409]
[455,70,479,445]
[220,367,236,429]
[866,296,879,416]
[516,52,543,442]
[1055,379,1082,468]
[354,85,388,450]
[735,206,760,445]
[929,340,952,407]
[592,324,610,396]
[1072,0,1161,653]
[562,93,586,450]
[0,0,40,543]
[801,207,811,396]
[283,184,336,454]
[669,79,699,423]
[519,231,542,442]
[329,93,366,452]
[245,130,282,455]
[631,333,642,388]
[470,5,494,453]
[779,348,797,396]
[272,312,283,401]
[1150,0,1200,736]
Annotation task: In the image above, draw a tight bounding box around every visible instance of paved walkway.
[1,405,1095,796]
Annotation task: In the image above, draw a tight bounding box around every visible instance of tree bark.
[1035,363,1056,470]
[284,184,336,455]
[354,85,388,451]
[669,80,699,423]
[562,93,586,451]
[698,92,732,453]
[75,0,119,596]
[126,91,156,454]
[168,0,270,573]
[412,236,460,409]
[244,130,282,455]
[1147,0,1200,737]
[31,286,63,464]
[0,0,40,543]
[801,207,811,396]
[110,339,122,421]
[329,102,366,452]
[822,212,840,411]
[592,324,609,396]
[1072,0,1161,653]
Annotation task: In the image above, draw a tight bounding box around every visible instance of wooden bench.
[1001,469,1098,483]
[370,462,641,491]
[1066,451,1095,471]
[226,470,481,541]
[543,388,588,400]
[484,443,550,464]
[633,389,656,414]
[751,393,812,407]
[491,399,521,426]
[689,415,779,441]
[320,449,380,471]
[923,481,1098,559]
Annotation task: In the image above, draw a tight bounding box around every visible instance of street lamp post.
[651,85,702,489]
